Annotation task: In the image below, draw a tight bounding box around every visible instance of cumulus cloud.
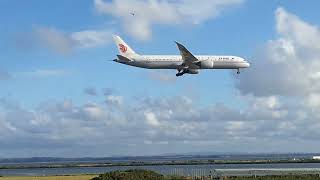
[17,0,243,55]
[276,7,320,52]
[1,91,320,157]
[237,7,320,97]
[83,103,106,120]
[106,95,123,106]
[70,30,113,48]
[144,111,160,127]
[94,0,244,40]
[34,26,113,54]
[3,7,320,157]
[230,7,320,151]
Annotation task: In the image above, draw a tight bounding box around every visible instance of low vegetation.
[0,175,95,180]
[1,171,320,180]
[226,174,320,180]
[91,170,320,180]
[90,169,187,180]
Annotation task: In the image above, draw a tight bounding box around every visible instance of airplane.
[112,35,250,77]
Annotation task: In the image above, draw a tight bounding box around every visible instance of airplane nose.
[243,59,250,68]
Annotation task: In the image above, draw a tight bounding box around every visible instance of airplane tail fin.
[113,35,137,57]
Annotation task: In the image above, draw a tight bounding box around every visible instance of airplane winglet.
[175,41,184,50]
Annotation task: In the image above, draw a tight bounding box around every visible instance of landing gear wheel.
[237,69,240,74]
[176,72,184,77]
[176,69,184,77]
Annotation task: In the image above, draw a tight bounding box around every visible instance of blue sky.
[0,0,318,105]
[1,0,320,157]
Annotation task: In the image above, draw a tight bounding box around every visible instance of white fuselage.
[112,35,250,76]
[117,55,250,70]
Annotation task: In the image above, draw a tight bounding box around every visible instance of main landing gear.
[176,69,185,77]
[176,71,184,77]
[237,69,240,74]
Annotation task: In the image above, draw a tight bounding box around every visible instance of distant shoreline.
[1,159,320,170]
[1,171,320,180]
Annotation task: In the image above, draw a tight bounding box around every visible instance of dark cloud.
[84,87,98,96]
[103,88,115,96]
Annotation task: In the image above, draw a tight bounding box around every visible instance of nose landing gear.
[237,69,240,74]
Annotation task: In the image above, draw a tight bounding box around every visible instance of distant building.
[313,156,320,160]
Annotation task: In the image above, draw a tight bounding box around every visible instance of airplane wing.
[175,42,200,69]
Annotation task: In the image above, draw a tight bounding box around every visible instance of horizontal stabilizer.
[117,55,133,62]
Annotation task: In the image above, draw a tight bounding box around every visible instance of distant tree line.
[91,169,187,180]
[91,169,320,180]
[227,174,320,180]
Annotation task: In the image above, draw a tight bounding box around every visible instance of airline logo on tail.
[113,35,138,57]
[119,44,127,53]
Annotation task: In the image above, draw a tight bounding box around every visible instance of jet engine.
[198,60,214,69]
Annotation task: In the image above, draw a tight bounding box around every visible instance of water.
[0,153,315,166]
[1,163,320,176]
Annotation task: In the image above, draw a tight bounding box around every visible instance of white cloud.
[237,7,320,97]
[1,90,320,157]
[276,7,320,52]
[4,7,320,157]
[251,96,280,110]
[227,121,245,131]
[34,27,113,54]
[144,111,160,127]
[305,93,320,109]
[83,103,106,120]
[35,27,73,54]
[19,69,68,78]
[94,0,243,40]
[106,95,123,106]
[230,7,320,150]
[71,30,112,48]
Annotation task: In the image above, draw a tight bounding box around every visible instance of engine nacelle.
[198,60,214,69]
[185,69,199,74]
